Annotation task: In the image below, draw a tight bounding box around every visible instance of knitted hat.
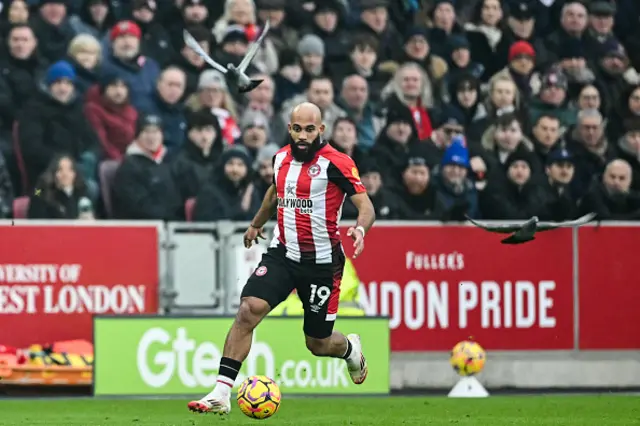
[221,145,251,168]
[505,150,533,170]
[241,109,270,132]
[297,34,325,56]
[198,70,227,91]
[508,40,535,62]
[110,20,141,41]
[441,137,469,168]
[136,114,163,136]
[45,61,76,85]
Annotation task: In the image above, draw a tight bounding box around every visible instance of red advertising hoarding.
[342,225,575,351]
[0,225,159,347]
[578,227,640,349]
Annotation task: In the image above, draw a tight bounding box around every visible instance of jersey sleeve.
[327,156,366,196]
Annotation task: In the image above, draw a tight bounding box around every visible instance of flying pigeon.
[183,21,271,93]
[465,212,597,244]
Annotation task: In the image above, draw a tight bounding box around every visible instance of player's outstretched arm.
[250,183,277,228]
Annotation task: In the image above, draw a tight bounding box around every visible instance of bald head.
[290,102,323,125]
[604,159,632,194]
[288,102,326,162]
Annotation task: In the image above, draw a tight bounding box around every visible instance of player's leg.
[296,253,368,384]
[188,252,294,414]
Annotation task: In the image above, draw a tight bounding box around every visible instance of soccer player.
[188,102,376,415]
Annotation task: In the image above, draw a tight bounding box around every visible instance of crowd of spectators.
[0,0,639,222]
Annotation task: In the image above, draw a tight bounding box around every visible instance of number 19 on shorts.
[309,284,330,313]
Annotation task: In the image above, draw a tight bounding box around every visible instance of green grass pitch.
[0,395,638,425]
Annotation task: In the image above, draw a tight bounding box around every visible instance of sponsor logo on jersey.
[277,197,313,214]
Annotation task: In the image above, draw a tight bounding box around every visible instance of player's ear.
[319,123,325,135]
[287,123,291,132]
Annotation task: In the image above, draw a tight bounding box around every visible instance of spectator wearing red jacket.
[84,73,137,160]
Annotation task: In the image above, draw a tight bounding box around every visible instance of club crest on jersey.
[255,266,267,276]
[308,164,321,178]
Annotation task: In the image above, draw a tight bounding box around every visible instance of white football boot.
[346,334,368,384]
[187,394,231,415]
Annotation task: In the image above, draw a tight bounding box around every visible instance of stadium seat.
[98,160,120,218]
[12,196,29,219]
[12,122,29,195]
[185,198,196,222]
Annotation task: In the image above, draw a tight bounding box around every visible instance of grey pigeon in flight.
[465,213,597,244]
[183,20,271,93]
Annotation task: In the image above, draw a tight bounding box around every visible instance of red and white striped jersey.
[270,142,366,264]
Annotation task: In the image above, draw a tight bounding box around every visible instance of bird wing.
[537,212,597,231]
[183,30,227,74]
[465,216,531,233]
[237,20,271,74]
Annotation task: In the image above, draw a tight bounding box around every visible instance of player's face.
[288,120,325,162]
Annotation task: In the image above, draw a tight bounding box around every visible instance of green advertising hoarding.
[94,316,390,396]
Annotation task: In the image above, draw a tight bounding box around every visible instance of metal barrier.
[163,221,275,315]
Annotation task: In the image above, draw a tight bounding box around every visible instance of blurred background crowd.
[0,0,639,222]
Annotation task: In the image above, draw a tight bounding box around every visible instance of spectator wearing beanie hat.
[396,155,441,220]
[129,0,174,66]
[273,49,305,110]
[31,0,75,63]
[502,0,551,69]
[17,60,101,196]
[214,25,264,77]
[100,20,160,112]
[529,67,577,131]
[447,34,484,83]
[253,143,280,199]
[193,145,261,221]
[239,109,271,162]
[504,40,535,97]
[112,113,184,220]
[426,0,465,59]
[172,109,224,200]
[595,39,640,109]
[84,73,138,161]
[433,137,480,220]
[481,149,545,220]
[297,34,326,84]
[370,106,423,187]
[356,0,403,62]
[540,147,579,221]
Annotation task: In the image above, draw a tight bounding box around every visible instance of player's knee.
[236,297,269,330]
[305,336,331,357]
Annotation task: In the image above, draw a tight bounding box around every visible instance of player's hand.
[244,225,266,248]
[347,227,364,259]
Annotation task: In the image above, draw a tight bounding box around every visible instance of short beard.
[289,135,322,163]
